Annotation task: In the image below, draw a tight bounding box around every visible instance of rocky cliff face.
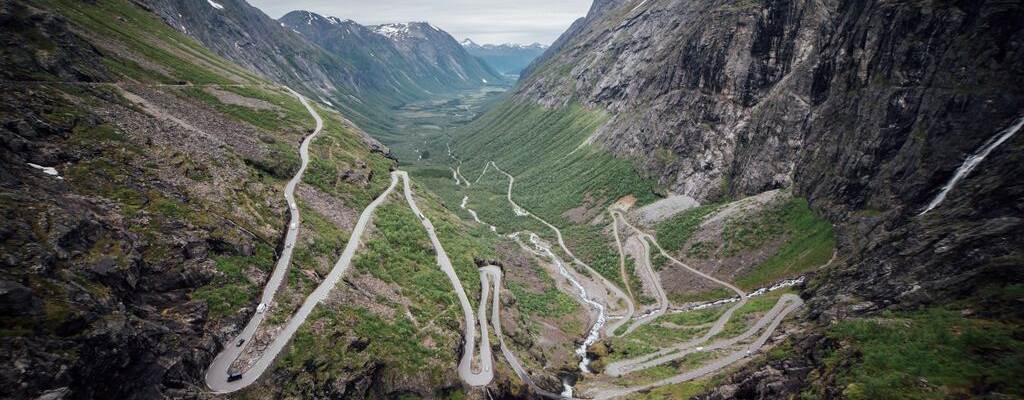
[513,0,1023,396]
[791,0,1024,331]
[517,0,1023,309]
[280,11,505,94]
[0,4,237,396]
[517,0,830,201]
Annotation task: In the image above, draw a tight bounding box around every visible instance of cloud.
[248,0,591,44]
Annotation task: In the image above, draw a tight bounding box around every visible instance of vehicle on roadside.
[227,373,243,382]
[236,338,245,347]
[256,303,267,313]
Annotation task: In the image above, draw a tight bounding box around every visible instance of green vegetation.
[628,373,727,399]
[657,195,835,292]
[712,290,791,339]
[624,258,654,305]
[406,163,550,240]
[292,203,350,276]
[448,101,659,285]
[619,350,722,385]
[607,306,724,362]
[304,110,396,210]
[734,198,835,290]
[178,86,309,133]
[565,224,628,288]
[668,287,734,304]
[193,244,275,317]
[654,204,721,252]
[454,101,657,223]
[813,308,1024,400]
[651,251,670,271]
[276,183,507,393]
[276,194,473,390]
[32,0,261,84]
[608,323,709,363]
[354,202,468,319]
[381,86,509,161]
[508,281,578,317]
[279,304,451,392]
[414,180,499,303]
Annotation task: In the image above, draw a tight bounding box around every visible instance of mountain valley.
[1,0,1022,399]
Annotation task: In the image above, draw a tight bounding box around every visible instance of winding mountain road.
[488,162,636,337]
[205,88,396,392]
[202,86,806,398]
[460,161,803,398]
[480,265,583,400]
[398,171,495,386]
[601,210,752,377]
[610,210,669,336]
[590,294,804,400]
[610,213,635,303]
[206,91,500,393]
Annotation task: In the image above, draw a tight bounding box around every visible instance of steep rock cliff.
[503,0,1023,396]
[517,0,831,201]
[515,0,1024,313]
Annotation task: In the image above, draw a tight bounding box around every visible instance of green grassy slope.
[446,100,660,285]
[651,194,835,304]
[813,308,1024,400]
[32,0,263,84]
[454,100,659,223]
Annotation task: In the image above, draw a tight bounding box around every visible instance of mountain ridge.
[460,39,548,76]
[280,10,506,91]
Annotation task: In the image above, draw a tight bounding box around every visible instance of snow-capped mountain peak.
[459,39,548,51]
[372,23,409,39]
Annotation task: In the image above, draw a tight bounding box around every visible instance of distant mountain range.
[282,12,505,91]
[139,0,506,135]
[460,39,548,77]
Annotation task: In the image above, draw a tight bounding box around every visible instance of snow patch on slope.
[206,0,224,10]
[27,163,62,179]
[372,23,410,39]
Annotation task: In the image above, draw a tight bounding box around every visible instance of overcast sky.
[247,0,592,45]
